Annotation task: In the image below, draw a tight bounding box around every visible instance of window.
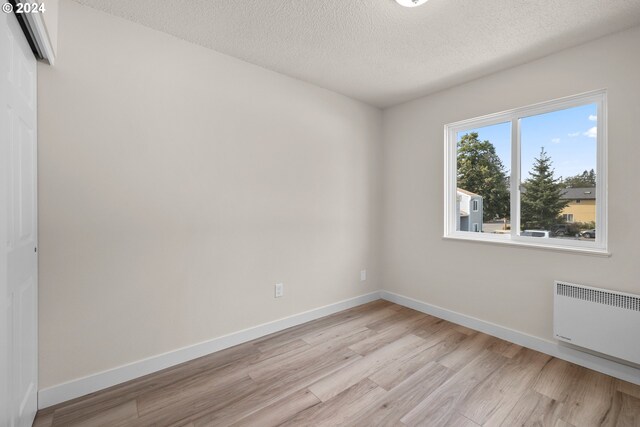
[445,90,607,254]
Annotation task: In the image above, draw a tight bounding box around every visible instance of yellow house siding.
[561,199,596,223]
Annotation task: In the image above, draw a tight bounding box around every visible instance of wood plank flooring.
[34,300,640,426]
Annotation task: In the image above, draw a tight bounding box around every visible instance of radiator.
[554,281,640,365]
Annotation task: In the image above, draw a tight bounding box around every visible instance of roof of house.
[561,187,596,200]
[457,188,480,197]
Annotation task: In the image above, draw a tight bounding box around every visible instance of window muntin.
[444,91,607,253]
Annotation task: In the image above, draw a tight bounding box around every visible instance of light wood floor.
[35,300,640,427]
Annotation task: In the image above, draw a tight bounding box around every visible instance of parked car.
[580,229,596,238]
[550,224,577,236]
[521,230,550,238]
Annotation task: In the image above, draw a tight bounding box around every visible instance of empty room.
[2,0,640,426]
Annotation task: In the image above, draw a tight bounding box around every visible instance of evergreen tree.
[562,169,596,188]
[521,148,569,230]
[457,133,510,222]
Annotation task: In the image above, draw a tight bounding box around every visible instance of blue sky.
[458,103,597,182]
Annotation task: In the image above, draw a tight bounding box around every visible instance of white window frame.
[444,90,608,256]
[563,213,574,223]
[472,200,479,212]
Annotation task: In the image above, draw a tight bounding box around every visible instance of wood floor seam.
[306,387,322,402]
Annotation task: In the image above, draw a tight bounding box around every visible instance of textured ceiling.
[72,0,640,107]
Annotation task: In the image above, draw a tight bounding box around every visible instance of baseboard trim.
[380,290,640,386]
[37,291,382,409]
[39,288,640,409]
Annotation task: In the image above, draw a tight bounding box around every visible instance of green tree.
[521,148,569,230]
[457,132,510,222]
[562,169,596,188]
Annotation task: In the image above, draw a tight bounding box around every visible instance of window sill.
[442,234,611,257]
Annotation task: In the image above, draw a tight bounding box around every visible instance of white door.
[0,9,38,427]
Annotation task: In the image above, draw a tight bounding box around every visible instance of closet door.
[1,8,38,427]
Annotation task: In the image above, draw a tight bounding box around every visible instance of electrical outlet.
[275,283,284,298]
[360,270,367,281]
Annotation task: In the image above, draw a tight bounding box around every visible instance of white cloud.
[568,132,581,137]
[584,126,597,138]
[551,138,561,144]
[589,114,597,121]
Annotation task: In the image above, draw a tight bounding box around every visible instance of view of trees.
[457,134,589,230]
[520,148,569,230]
[456,133,510,222]
[562,169,596,188]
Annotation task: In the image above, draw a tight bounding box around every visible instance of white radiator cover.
[554,281,640,366]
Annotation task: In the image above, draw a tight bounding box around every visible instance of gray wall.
[381,25,640,342]
[38,0,383,389]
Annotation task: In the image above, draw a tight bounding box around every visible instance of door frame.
[9,0,55,65]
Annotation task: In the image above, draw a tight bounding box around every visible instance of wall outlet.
[360,270,367,281]
[274,283,284,298]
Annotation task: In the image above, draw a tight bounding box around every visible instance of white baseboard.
[40,288,640,409]
[37,291,382,409]
[381,290,640,386]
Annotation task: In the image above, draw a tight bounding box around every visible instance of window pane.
[519,104,597,241]
[456,122,511,234]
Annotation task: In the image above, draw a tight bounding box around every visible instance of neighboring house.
[456,188,483,232]
[560,187,596,223]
